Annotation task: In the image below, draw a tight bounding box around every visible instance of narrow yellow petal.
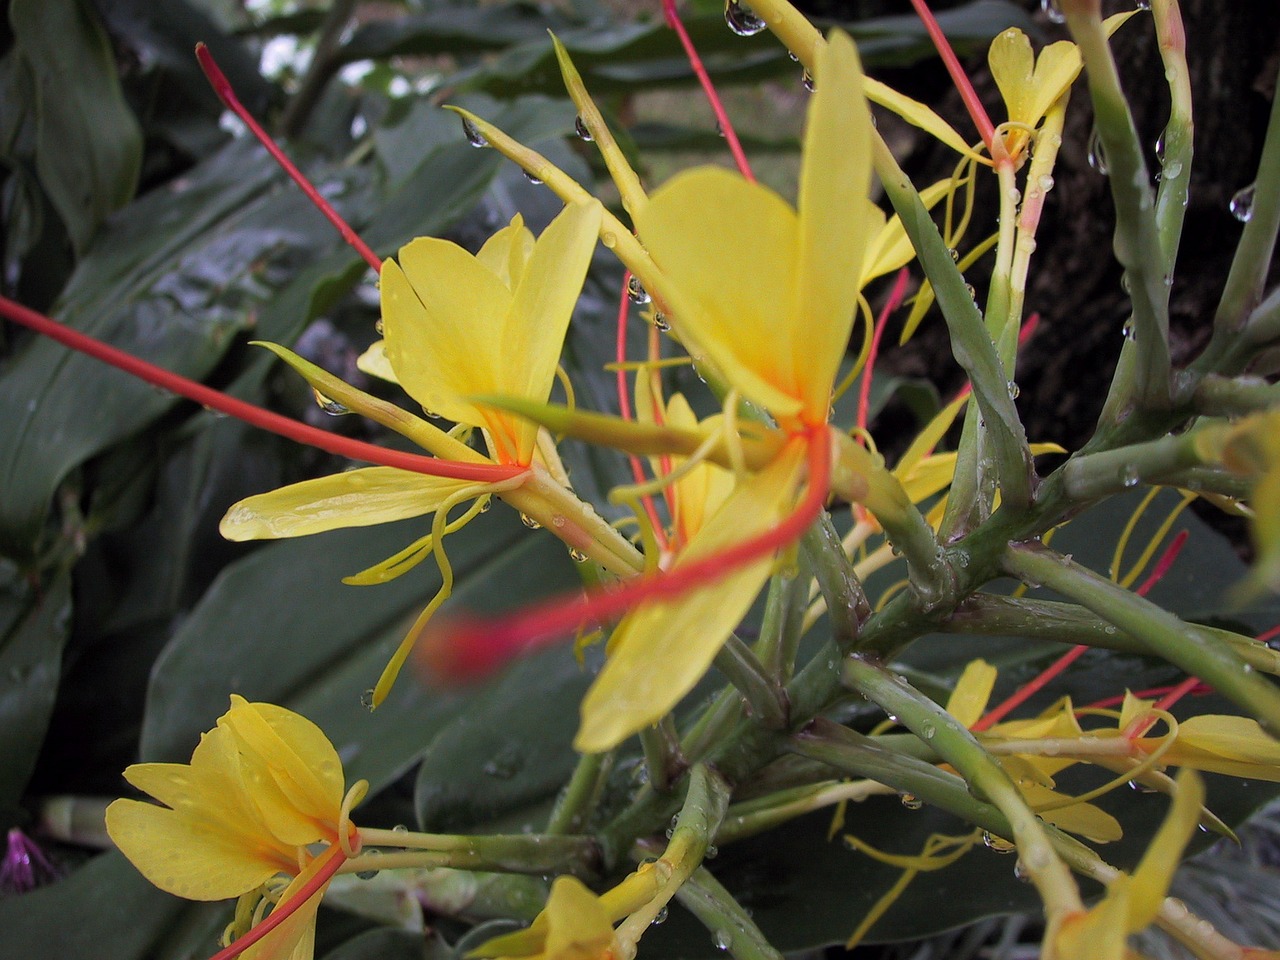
[105,798,285,901]
[542,876,618,960]
[637,167,802,418]
[945,659,997,728]
[862,77,978,159]
[795,29,873,420]
[1055,878,1130,960]
[356,338,397,383]
[1128,770,1204,930]
[1024,40,1083,127]
[505,202,603,464]
[576,446,805,752]
[219,467,477,541]
[381,241,512,430]
[988,28,1036,124]
[475,213,533,289]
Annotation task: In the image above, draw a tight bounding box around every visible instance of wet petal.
[637,167,802,418]
[105,797,287,901]
[381,241,512,430]
[219,467,477,541]
[796,29,873,420]
[946,659,996,728]
[576,446,805,752]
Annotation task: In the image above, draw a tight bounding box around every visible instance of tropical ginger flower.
[105,696,366,960]
[219,202,646,705]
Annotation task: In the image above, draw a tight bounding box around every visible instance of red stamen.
[856,268,911,440]
[0,296,522,483]
[195,44,383,274]
[975,529,1189,731]
[615,273,669,553]
[906,0,995,152]
[661,0,756,183]
[207,844,346,960]
[1151,675,1204,715]
[1255,622,1280,647]
[421,426,831,681]
[1086,683,1212,712]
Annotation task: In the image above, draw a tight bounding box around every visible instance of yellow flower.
[106,696,365,960]
[633,29,872,429]
[988,14,1135,164]
[1054,770,1204,960]
[473,876,621,960]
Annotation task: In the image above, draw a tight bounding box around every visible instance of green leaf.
[140,509,581,796]
[0,562,71,821]
[8,0,143,253]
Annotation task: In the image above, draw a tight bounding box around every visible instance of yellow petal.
[576,445,805,752]
[219,467,478,541]
[105,797,286,901]
[637,167,803,419]
[1126,770,1204,930]
[862,76,978,159]
[862,180,952,283]
[219,697,346,846]
[381,238,513,432]
[475,213,534,289]
[357,339,397,383]
[988,28,1036,124]
[945,659,997,728]
[542,877,618,960]
[241,851,332,960]
[1055,877,1131,960]
[795,29,873,420]
[1019,782,1123,843]
[1024,40,1082,127]
[504,202,603,463]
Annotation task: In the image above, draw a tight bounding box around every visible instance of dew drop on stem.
[574,116,593,142]
[724,0,766,36]
[627,275,651,305]
[1041,0,1065,24]
[1230,182,1256,223]
[312,388,350,416]
[461,116,488,148]
[1087,127,1109,175]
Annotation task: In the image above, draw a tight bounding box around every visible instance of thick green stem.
[1151,0,1193,274]
[1061,427,1218,500]
[871,135,1033,512]
[1193,374,1280,417]
[671,866,784,960]
[841,657,1084,917]
[1064,2,1172,412]
[546,751,611,835]
[799,513,868,652]
[357,828,600,877]
[1003,542,1280,733]
[641,718,686,793]
[714,635,790,729]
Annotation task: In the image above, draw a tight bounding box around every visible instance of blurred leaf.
[141,509,581,795]
[0,852,213,960]
[321,927,439,960]
[0,562,71,822]
[8,0,143,252]
[342,2,573,62]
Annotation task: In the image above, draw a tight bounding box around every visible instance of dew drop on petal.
[801,69,816,93]
[312,388,351,416]
[1230,182,1256,222]
[724,0,766,36]
[522,169,543,185]
[360,688,376,711]
[627,275,651,305]
[520,513,542,529]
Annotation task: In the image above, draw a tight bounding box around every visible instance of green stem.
[1064,2,1172,412]
[546,751,611,835]
[671,866,784,960]
[840,657,1083,917]
[641,718,685,793]
[1192,373,1280,416]
[715,779,894,845]
[714,635,790,729]
[799,514,868,653]
[1003,542,1280,733]
[943,595,1280,675]
[1060,427,1217,500]
[871,135,1032,512]
[357,829,600,877]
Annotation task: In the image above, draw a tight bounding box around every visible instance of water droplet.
[1041,0,1065,23]
[627,275,651,305]
[652,906,669,925]
[601,231,618,248]
[478,499,491,513]
[1135,0,1151,9]
[1037,174,1055,192]
[522,169,543,185]
[801,69,815,93]
[948,247,960,262]
[724,0,766,36]
[360,688,376,711]
[965,283,978,301]
[1155,130,1166,163]
[1121,465,1140,488]
[461,116,488,148]
[374,318,384,335]
[715,120,726,138]
[574,115,594,142]
[651,312,670,332]
[569,547,589,563]
[1230,182,1256,222]
[392,823,409,833]
[1007,380,1020,400]
[787,50,799,62]
[900,793,923,810]
[1087,127,1109,175]
[1121,318,1136,340]
[356,867,380,880]
[520,513,542,529]
[1014,859,1031,882]
[551,515,567,529]
[312,388,350,416]
[1120,272,1132,294]
[922,721,937,740]
[1128,779,1156,793]
[705,844,719,859]
[713,930,734,951]
[983,831,1016,854]
[1164,160,1183,180]
[483,746,524,780]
